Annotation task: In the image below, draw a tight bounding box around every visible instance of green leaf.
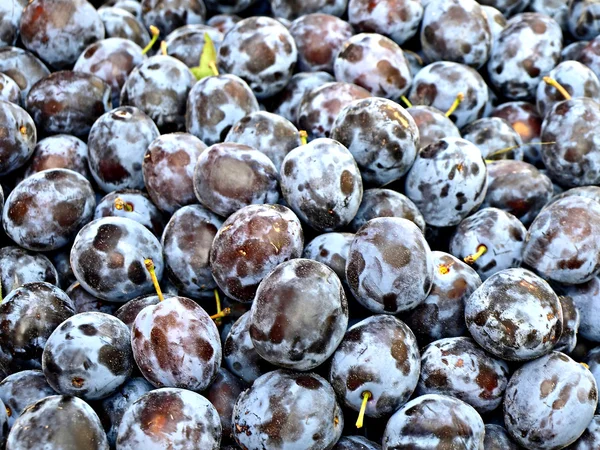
[191,33,218,80]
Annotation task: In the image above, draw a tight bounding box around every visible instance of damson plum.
[204,368,247,442]
[249,259,348,370]
[94,190,166,237]
[42,312,133,401]
[3,169,95,252]
[23,135,89,180]
[141,0,205,37]
[26,71,111,138]
[405,137,488,227]
[161,205,222,298]
[270,71,334,124]
[120,54,195,132]
[0,47,50,105]
[406,105,460,150]
[449,208,527,280]
[349,189,425,233]
[114,295,160,330]
[206,13,242,32]
[382,394,485,449]
[186,74,259,146]
[523,196,600,284]
[97,7,149,47]
[297,81,371,139]
[303,232,354,284]
[70,217,163,302]
[465,268,563,361]
[116,388,220,450]
[0,370,56,430]
[334,436,381,450]
[0,73,20,104]
[566,416,600,449]
[0,101,35,176]
[289,13,353,73]
[334,33,412,99]
[331,97,419,187]
[329,315,420,419]
[225,111,301,172]
[0,0,24,48]
[405,251,481,345]
[209,204,304,302]
[480,160,553,226]
[164,25,224,68]
[555,295,580,353]
[65,282,119,315]
[484,424,522,450]
[556,276,600,342]
[271,0,347,19]
[97,377,153,447]
[420,0,492,69]
[346,217,434,314]
[461,117,524,160]
[193,142,279,217]
[504,352,598,449]
[6,395,108,450]
[232,370,343,450]
[19,0,104,70]
[131,296,221,391]
[223,312,274,384]
[416,337,509,413]
[281,138,362,231]
[142,133,207,214]
[218,17,297,99]
[0,246,58,297]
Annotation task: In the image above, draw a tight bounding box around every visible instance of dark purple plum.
[249,259,348,370]
[0,282,74,371]
[0,73,20,104]
[140,0,206,38]
[3,169,95,252]
[331,97,419,186]
[225,111,301,172]
[0,47,50,105]
[416,337,509,413]
[523,196,600,284]
[555,295,580,353]
[484,424,523,450]
[504,352,598,449]
[19,0,104,70]
[271,0,347,19]
[204,368,247,442]
[0,0,24,48]
[6,395,108,450]
[23,135,89,180]
[131,296,221,390]
[164,25,223,68]
[193,142,279,217]
[405,137,488,227]
[280,138,362,231]
[142,132,207,214]
[162,205,222,298]
[568,0,600,40]
[218,17,297,98]
[420,0,492,69]
[329,315,420,418]
[42,312,133,400]
[97,7,149,47]
[186,74,260,146]
[289,13,353,73]
[65,282,119,315]
[0,101,35,176]
[556,275,600,343]
[382,394,485,449]
[482,5,507,42]
[349,189,425,233]
[405,251,481,345]
[26,71,111,138]
[116,388,220,449]
[302,232,354,284]
[334,33,412,99]
[206,13,242,32]
[70,217,164,302]
[346,217,434,314]
[209,204,304,302]
[232,370,343,450]
[406,105,461,150]
[0,246,58,297]
[461,117,524,160]
[334,436,381,450]
[465,268,563,361]
[565,415,600,449]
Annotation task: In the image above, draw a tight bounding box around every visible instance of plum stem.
[484,141,556,162]
[210,307,231,320]
[141,25,159,55]
[543,76,571,101]
[400,96,412,108]
[464,244,487,265]
[214,289,223,326]
[355,391,371,428]
[299,130,308,146]
[160,41,168,56]
[144,258,164,301]
[445,92,464,118]
[114,197,134,212]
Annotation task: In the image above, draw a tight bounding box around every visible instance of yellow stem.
[445,93,464,117]
[144,259,164,301]
[214,289,222,325]
[141,25,159,55]
[114,198,134,212]
[464,244,488,265]
[400,96,413,108]
[581,362,590,370]
[210,307,231,320]
[543,76,572,101]
[160,41,168,56]
[356,391,371,429]
[299,130,308,146]
[208,61,219,76]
